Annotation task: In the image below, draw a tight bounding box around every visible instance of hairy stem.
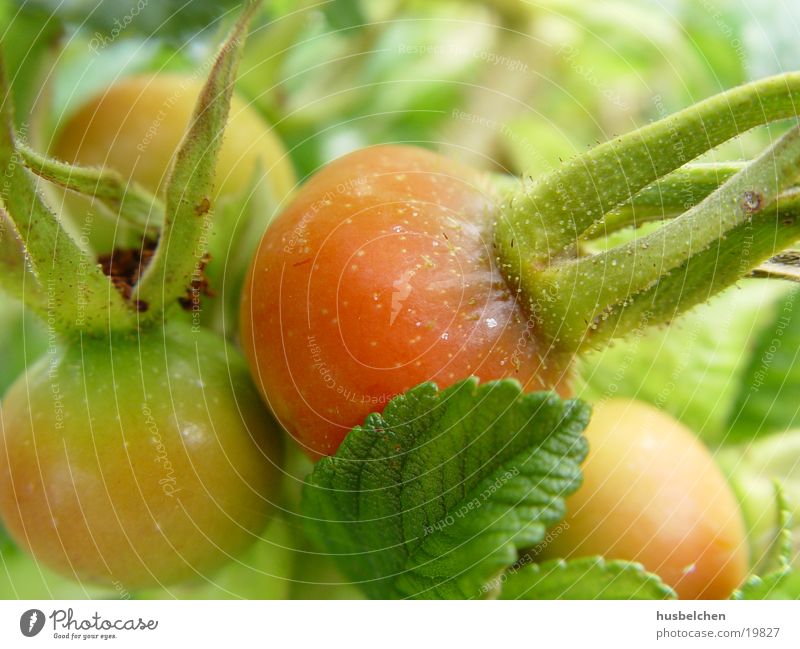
[589,195,800,349]
[132,1,259,319]
[0,206,46,312]
[0,54,133,335]
[535,126,800,352]
[496,72,800,271]
[584,162,745,239]
[19,143,164,232]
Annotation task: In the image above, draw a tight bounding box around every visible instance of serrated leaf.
[718,432,800,571]
[302,378,590,599]
[734,485,798,599]
[727,286,800,441]
[733,569,800,599]
[497,556,676,600]
[763,482,795,574]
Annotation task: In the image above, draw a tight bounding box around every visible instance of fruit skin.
[539,398,749,599]
[0,296,47,397]
[241,144,570,457]
[0,324,283,589]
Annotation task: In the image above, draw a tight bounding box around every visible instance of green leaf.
[0,50,135,334]
[18,0,247,46]
[302,378,590,599]
[0,521,12,555]
[727,286,800,441]
[733,570,800,600]
[498,556,676,600]
[322,0,366,32]
[763,483,795,574]
[731,483,799,599]
[0,3,62,126]
[718,431,800,571]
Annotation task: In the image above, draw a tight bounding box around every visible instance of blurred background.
[1,0,799,598]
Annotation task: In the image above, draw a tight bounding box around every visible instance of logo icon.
[20,609,45,637]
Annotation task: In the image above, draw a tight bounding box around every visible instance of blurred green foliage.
[1,0,800,599]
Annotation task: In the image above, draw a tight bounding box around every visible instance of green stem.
[132,1,259,319]
[496,72,800,268]
[0,206,46,312]
[589,194,800,348]
[19,143,164,232]
[584,162,745,239]
[536,125,800,352]
[0,54,134,335]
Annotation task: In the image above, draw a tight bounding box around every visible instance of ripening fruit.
[0,324,283,589]
[539,398,749,599]
[52,74,295,208]
[52,74,296,330]
[241,144,572,457]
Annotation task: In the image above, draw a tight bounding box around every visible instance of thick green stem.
[0,54,134,335]
[19,143,164,232]
[496,72,800,269]
[584,162,745,239]
[132,2,259,319]
[534,126,800,352]
[589,196,800,348]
